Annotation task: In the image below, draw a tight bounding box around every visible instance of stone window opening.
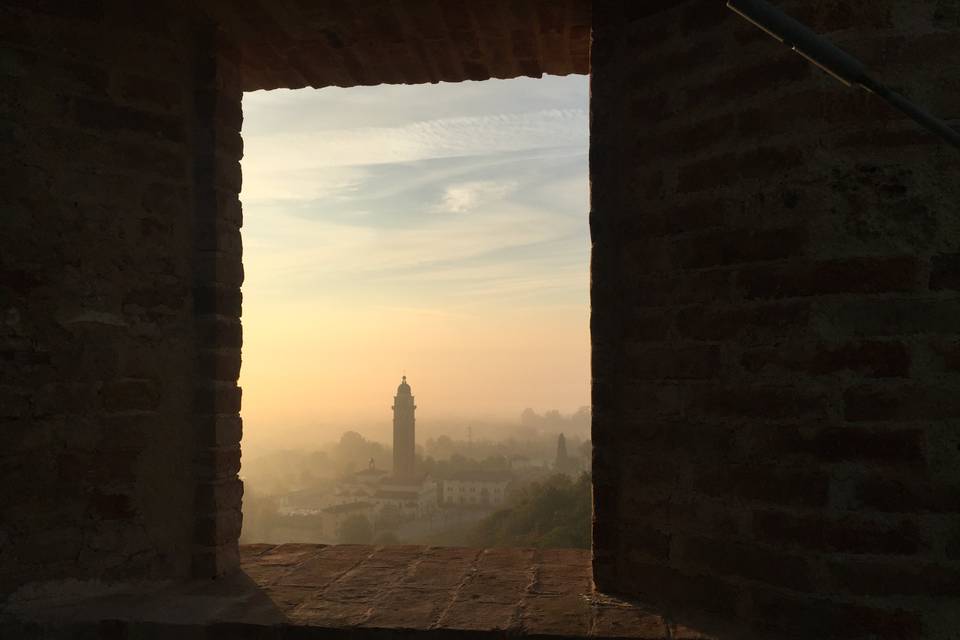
[3,2,957,639]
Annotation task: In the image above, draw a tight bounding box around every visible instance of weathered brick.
[194,477,243,513]
[828,558,960,597]
[770,425,926,467]
[73,97,184,143]
[194,285,242,318]
[677,535,813,592]
[199,349,242,382]
[675,301,811,343]
[617,560,743,623]
[678,146,805,194]
[695,465,830,508]
[687,384,830,421]
[845,383,960,421]
[115,73,183,113]
[752,510,922,555]
[627,344,721,380]
[194,383,241,415]
[195,508,243,546]
[672,226,807,269]
[854,475,960,514]
[195,445,242,480]
[741,340,911,378]
[930,252,960,291]
[751,585,923,640]
[827,297,960,337]
[89,490,135,520]
[738,256,921,300]
[196,316,242,350]
[100,378,158,412]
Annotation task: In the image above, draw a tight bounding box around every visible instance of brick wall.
[0,1,243,592]
[5,1,960,637]
[590,1,960,638]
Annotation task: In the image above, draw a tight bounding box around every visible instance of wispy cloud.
[435,180,518,214]
[240,77,589,308]
[238,76,591,435]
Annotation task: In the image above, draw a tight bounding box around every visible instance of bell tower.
[392,376,416,477]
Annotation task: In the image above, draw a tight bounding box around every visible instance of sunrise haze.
[239,75,589,452]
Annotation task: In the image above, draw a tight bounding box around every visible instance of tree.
[468,473,591,549]
[338,514,373,544]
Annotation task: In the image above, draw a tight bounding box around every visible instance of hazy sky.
[239,75,589,450]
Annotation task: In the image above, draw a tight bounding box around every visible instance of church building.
[333,376,438,520]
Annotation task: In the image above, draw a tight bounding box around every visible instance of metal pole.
[727,0,960,151]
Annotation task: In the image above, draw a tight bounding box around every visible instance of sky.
[239,74,590,451]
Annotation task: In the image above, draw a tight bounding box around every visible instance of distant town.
[240,377,591,548]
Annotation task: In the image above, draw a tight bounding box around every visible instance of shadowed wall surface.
[1,2,213,592]
[2,0,959,638]
[590,2,960,638]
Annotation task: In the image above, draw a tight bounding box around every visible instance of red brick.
[194,383,241,415]
[684,55,810,111]
[100,378,158,411]
[845,383,960,421]
[625,309,673,341]
[828,558,960,597]
[677,535,813,592]
[675,301,811,342]
[89,490,135,520]
[116,73,183,113]
[854,476,960,514]
[618,382,683,418]
[673,226,807,269]
[195,221,242,254]
[751,586,922,640]
[643,113,737,157]
[194,285,242,317]
[828,297,960,337]
[195,508,242,546]
[677,146,804,194]
[738,89,903,138]
[687,384,830,421]
[627,344,721,380]
[195,445,241,480]
[197,316,242,349]
[637,196,729,237]
[741,340,910,378]
[695,465,830,508]
[930,253,960,291]
[199,349,241,382]
[194,477,243,512]
[752,510,922,555]
[738,256,921,300]
[637,269,734,306]
[73,97,184,143]
[615,560,743,623]
[771,425,926,467]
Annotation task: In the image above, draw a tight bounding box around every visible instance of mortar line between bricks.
[512,548,542,633]
[284,545,374,616]
[428,547,485,630]
[356,546,429,626]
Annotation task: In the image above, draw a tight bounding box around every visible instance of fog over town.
[239,77,591,548]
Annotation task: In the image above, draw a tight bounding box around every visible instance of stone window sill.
[3,544,712,638]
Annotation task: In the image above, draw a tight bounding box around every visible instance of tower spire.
[392,376,416,477]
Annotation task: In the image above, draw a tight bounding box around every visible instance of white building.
[442,470,512,507]
[371,474,438,517]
